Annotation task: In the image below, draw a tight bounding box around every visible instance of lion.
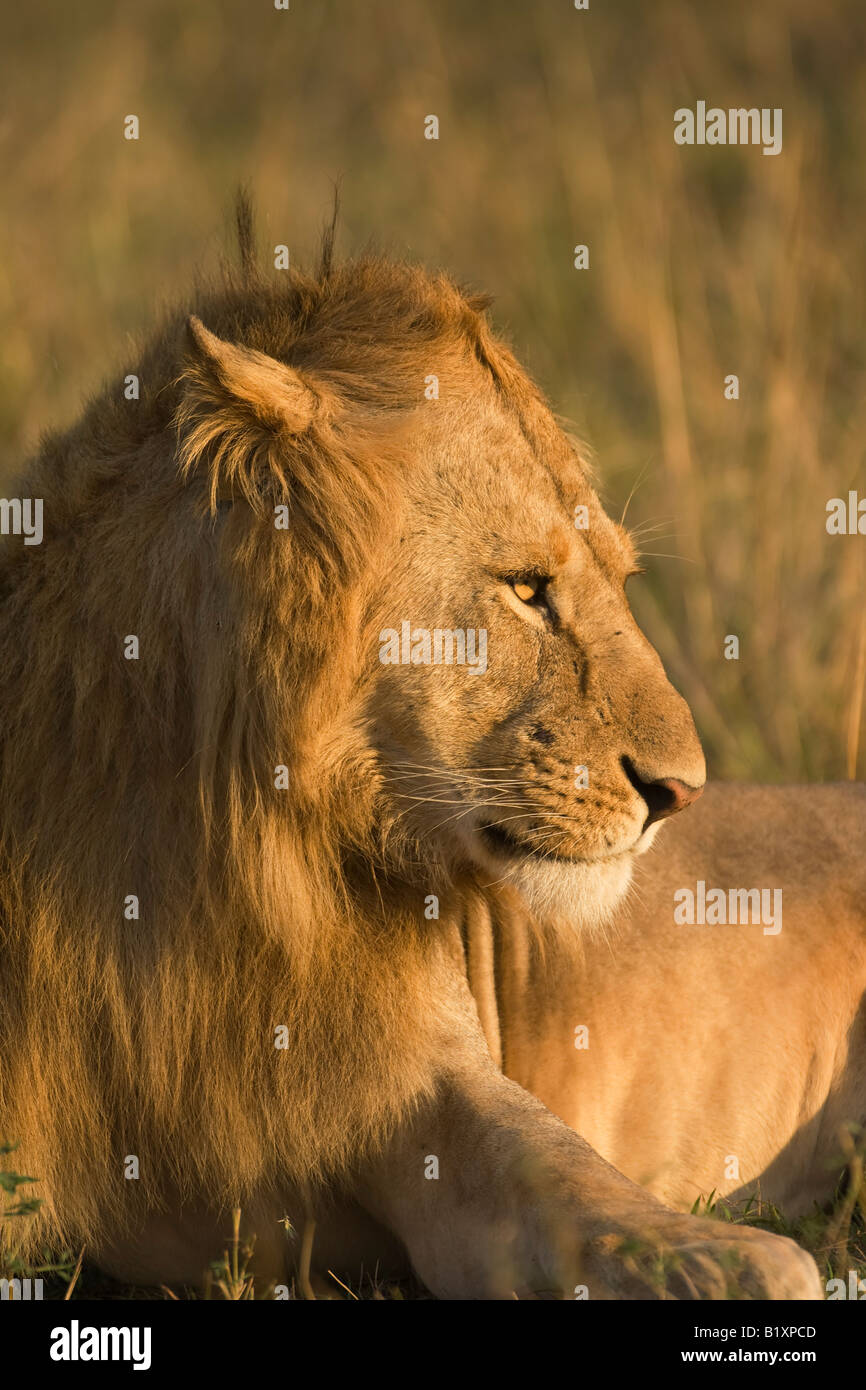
[0,206,825,1299]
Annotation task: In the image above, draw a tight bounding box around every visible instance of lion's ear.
[178,316,320,510]
[185,316,317,433]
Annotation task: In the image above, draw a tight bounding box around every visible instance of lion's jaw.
[449,810,668,928]
[476,840,636,928]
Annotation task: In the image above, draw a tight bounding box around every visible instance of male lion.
[0,215,826,1299]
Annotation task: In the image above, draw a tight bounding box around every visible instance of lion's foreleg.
[354,1065,823,1301]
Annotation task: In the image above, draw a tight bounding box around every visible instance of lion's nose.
[622,758,704,829]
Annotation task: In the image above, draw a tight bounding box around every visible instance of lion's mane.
[0,211,521,1260]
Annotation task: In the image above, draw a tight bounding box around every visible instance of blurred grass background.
[1,0,864,783]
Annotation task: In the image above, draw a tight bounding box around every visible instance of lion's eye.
[509,575,552,616]
[513,580,538,603]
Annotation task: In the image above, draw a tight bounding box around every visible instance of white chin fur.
[493,853,634,929]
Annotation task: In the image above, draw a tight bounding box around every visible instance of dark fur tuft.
[318,184,341,283]
[234,185,258,280]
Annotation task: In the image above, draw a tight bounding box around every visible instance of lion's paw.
[583,1220,822,1301]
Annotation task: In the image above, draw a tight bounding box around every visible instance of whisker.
[390,762,538,776]
[619,461,652,528]
[635,551,698,564]
[383,772,539,795]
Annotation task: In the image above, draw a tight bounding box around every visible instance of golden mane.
[0,211,533,1261]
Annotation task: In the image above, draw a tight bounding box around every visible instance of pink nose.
[650,777,704,822]
[622,759,704,828]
